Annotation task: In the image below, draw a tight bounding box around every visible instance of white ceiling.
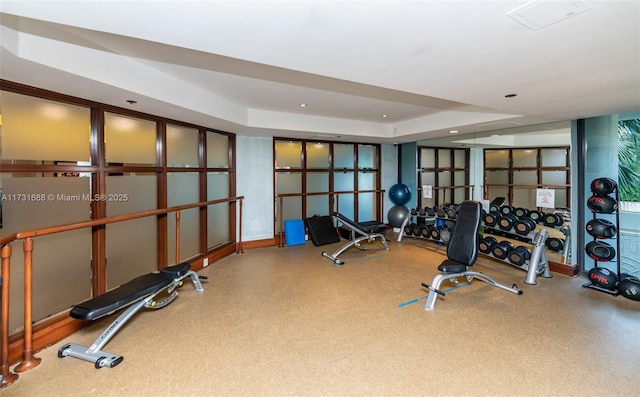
[1,0,639,145]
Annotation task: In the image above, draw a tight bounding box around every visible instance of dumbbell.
[440,228,452,242]
[411,223,421,236]
[499,205,514,216]
[513,217,537,235]
[513,207,530,218]
[479,236,498,254]
[545,237,565,252]
[420,224,430,238]
[483,211,501,227]
[508,245,532,266]
[435,206,446,218]
[425,207,436,217]
[529,210,544,223]
[430,226,441,240]
[410,207,418,216]
[403,223,413,236]
[447,205,459,219]
[491,240,514,259]
[498,213,518,231]
[543,213,560,227]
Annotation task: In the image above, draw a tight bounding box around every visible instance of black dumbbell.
[435,207,446,218]
[447,205,459,219]
[440,228,452,242]
[543,213,560,227]
[545,237,565,252]
[430,226,441,240]
[411,223,421,236]
[479,236,498,254]
[426,207,436,217]
[499,205,514,215]
[513,217,536,235]
[498,214,518,231]
[403,223,413,236]
[492,240,514,259]
[508,246,532,266]
[513,207,530,218]
[529,210,544,223]
[484,211,501,227]
[420,224,430,238]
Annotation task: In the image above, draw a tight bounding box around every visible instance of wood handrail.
[1,196,244,388]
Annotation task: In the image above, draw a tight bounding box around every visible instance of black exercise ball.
[587,195,618,214]
[586,219,617,239]
[590,177,617,196]
[587,267,618,290]
[585,241,616,262]
[619,276,640,301]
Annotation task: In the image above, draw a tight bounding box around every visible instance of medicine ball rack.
[397,203,552,285]
[582,177,622,296]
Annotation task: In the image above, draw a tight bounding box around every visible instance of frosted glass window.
[453,188,466,204]
[542,171,567,185]
[306,143,330,168]
[454,171,466,185]
[420,197,435,211]
[358,145,376,169]
[513,149,537,167]
[420,149,435,168]
[207,131,229,168]
[306,195,330,217]
[276,172,302,222]
[485,150,509,168]
[275,141,302,169]
[334,172,354,191]
[358,172,375,190]
[487,187,508,203]
[334,144,354,169]
[358,193,375,221]
[167,173,200,264]
[335,172,354,219]
[1,91,90,163]
[105,113,156,165]
[421,172,435,186]
[454,150,466,168]
[513,187,536,209]
[438,149,451,168]
[337,194,355,220]
[307,172,329,192]
[513,170,537,184]
[1,174,91,331]
[105,174,157,289]
[486,170,509,184]
[438,171,451,186]
[167,124,199,167]
[542,148,568,167]
[207,173,230,249]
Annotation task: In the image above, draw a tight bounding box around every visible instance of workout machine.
[322,212,388,265]
[421,201,523,311]
[58,262,205,368]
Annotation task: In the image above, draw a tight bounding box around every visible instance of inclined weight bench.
[322,212,388,265]
[58,262,205,368]
[421,201,523,310]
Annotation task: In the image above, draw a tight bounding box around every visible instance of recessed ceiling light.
[381,114,388,118]
[299,103,307,107]
[449,130,459,134]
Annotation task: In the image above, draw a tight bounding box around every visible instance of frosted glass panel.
[358,172,375,190]
[207,173,230,248]
[335,172,354,191]
[542,171,567,185]
[105,112,156,165]
[513,170,537,184]
[454,188,466,204]
[307,172,329,192]
[513,187,536,209]
[485,150,509,168]
[454,150,466,168]
[454,171,466,185]
[306,195,330,217]
[306,143,330,168]
[334,144,354,168]
[168,173,200,264]
[358,193,375,221]
[1,174,91,331]
[167,124,199,167]
[421,172,435,186]
[275,141,302,168]
[438,171,451,186]
[486,170,509,184]
[1,91,90,163]
[358,145,376,169]
[487,187,508,203]
[207,131,229,168]
[542,148,568,167]
[106,174,157,289]
[513,149,537,167]
[276,172,301,222]
[337,194,354,220]
[438,149,451,168]
[420,148,435,168]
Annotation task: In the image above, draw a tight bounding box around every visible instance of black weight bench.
[58,262,205,368]
[322,212,389,265]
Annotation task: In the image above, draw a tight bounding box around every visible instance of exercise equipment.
[389,183,411,205]
[388,204,410,228]
[543,213,561,227]
[529,210,544,223]
[586,219,617,239]
[590,177,617,196]
[498,214,518,231]
[508,246,532,267]
[499,205,514,215]
[58,263,205,368]
[305,215,341,246]
[513,207,530,218]
[420,201,522,311]
[545,237,565,252]
[483,211,501,227]
[491,240,514,259]
[587,267,618,291]
[478,236,497,254]
[513,217,536,235]
[321,212,389,265]
[587,195,618,214]
[585,241,616,262]
[619,276,640,301]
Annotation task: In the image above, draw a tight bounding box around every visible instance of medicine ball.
[586,219,617,239]
[587,195,618,214]
[585,241,616,262]
[587,267,618,290]
[619,276,640,301]
[590,177,617,196]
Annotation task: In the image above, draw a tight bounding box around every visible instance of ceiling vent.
[506,0,592,31]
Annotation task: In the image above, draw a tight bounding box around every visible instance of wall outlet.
[203,258,209,267]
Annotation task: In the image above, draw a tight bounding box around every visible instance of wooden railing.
[275,189,385,247]
[1,196,244,388]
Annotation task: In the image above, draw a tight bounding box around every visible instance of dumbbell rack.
[481,225,552,285]
[396,206,456,244]
[582,181,621,296]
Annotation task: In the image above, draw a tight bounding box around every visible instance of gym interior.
[1,2,640,396]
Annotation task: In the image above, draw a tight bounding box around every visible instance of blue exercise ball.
[388,204,409,228]
[389,183,412,206]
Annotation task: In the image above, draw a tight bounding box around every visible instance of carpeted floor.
[4,235,640,396]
